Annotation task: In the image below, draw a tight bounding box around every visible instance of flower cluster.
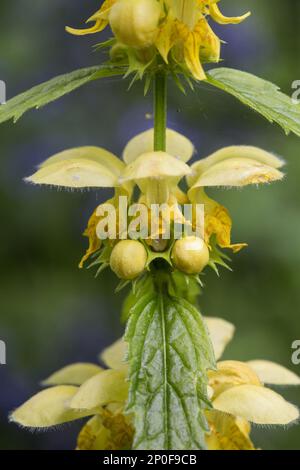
[26,128,284,281]
[11,317,299,450]
[66,0,250,80]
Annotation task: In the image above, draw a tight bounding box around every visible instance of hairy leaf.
[0,65,125,124]
[206,68,300,137]
[125,279,215,450]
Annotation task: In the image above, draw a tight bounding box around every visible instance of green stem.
[154,71,167,151]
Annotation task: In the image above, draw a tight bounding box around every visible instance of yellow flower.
[10,317,299,450]
[66,0,116,36]
[11,358,132,450]
[79,208,102,268]
[9,316,224,444]
[186,145,285,252]
[66,0,251,80]
[26,130,284,268]
[206,358,299,450]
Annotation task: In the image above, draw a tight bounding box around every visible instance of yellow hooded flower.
[9,316,228,447]
[10,317,299,450]
[25,129,284,269]
[66,0,250,80]
[25,130,192,266]
[11,360,132,450]
[187,145,285,253]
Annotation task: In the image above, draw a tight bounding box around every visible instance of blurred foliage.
[0,0,299,449]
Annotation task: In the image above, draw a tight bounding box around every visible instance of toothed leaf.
[0,65,125,124]
[125,276,215,450]
[206,68,300,137]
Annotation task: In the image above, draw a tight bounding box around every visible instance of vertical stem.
[154,71,167,151]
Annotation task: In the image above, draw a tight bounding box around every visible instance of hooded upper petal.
[10,386,92,428]
[247,360,300,386]
[213,384,299,425]
[204,317,235,360]
[208,361,261,399]
[100,338,128,370]
[120,151,191,183]
[70,369,128,410]
[42,363,103,387]
[188,146,284,189]
[25,147,124,189]
[123,128,194,164]
[190,158,284,190]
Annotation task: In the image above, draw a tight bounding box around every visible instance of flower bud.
[109,0,161,48]
[172,237,209,274]
[110,240,147,280]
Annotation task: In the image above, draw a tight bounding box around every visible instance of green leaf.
[125,276,215,450]
[206,67,300,137]
[0,65,126,124]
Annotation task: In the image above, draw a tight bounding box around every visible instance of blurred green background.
[0,0,299,450]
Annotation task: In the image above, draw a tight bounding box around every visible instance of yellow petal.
[195,16,220,63]
[155,13,176,63]
[120,151,191,183]
[209,3,251,25]
[26,158,121,188]
[42,363,103,387]
[77,410,133,450]
[189,146,284,187]
[123,129,194,164]
[70,370,128,410]
[176,21,206,81]
[10,386,92,428]
[88,0,116,21]
[192,190,247,252]
[169,0,199,28]
[213,384,299,425]
[204,316,235,360]
[100,338,128,370]
[26,147,124,189]
[66,0,115,36]
[66,20,107,36]
[189,157,284,190]
[79,208,103,268]
[247,360,300,386]
[208,361,261,398]
[77,416,111,450]
[39,146,124,175]
[206,410,255,450]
